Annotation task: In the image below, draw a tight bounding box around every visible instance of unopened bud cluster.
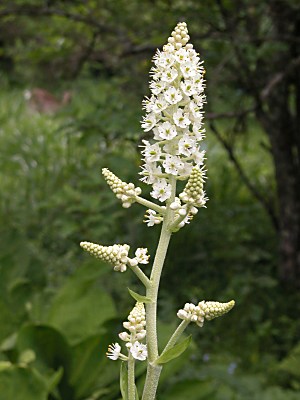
[118,302,148,361]
[119,302,147,342]
[167,21,192,50]
[179,166,207,208]
[102,168,142,208]
[177,300,235,327]
[80,242,150,272]
[80,242,130,272]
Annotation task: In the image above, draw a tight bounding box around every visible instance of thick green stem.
[142,177,176,400]
[161,320,190,355]
[128,354,136,400]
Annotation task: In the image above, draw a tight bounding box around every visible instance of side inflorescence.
[102,168,142,208]
[177,300,235,327]
[80,241,149,272]
[107,302,148,362]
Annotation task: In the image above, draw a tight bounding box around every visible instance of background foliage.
[0,1,299,399]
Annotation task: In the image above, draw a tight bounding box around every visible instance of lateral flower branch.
[80,22,235,400]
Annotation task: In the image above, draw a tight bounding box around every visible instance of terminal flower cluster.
[177,300,235,327]
[140,21,206,203]
[80,241,149,272]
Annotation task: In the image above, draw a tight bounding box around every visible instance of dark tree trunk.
[256,0,300,284]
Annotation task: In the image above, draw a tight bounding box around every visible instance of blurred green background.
[0,1,299,399]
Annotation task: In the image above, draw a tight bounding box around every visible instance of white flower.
[151,95,168,114]
[163,155,184,175]
[180,79,197,97]
[173,109,191,128]
[180,62,197,79]
[155,52,175,68]
[142,141,162,162]
[175,48,188,63]
[150,80,166,95]
[164,87,183,105]
[144,209,162,226]
[139,161,162,184]
[178,135,197,156]
[135,248,150,264]
[161,67,178,83]
[151,179,172,202]
[177,161,193,177]
[192,124,205,140]
[191,149,205,165]
[130,341,148,361]
[106,343,121,360]
[157,121,177,140]
[141,113,157,132]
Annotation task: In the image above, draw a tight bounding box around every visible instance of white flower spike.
[140,21,206,203]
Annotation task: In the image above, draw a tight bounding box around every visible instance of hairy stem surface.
[128,354,136,400]
[142,177,176,400]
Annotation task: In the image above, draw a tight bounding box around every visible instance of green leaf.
[120,362,128,400]
[16,324,71,373]
[156,336,192,365]
[68,331,119,399]
[47,263,116,344]
[128,288,152,304]
[0,365,49,400]
[135,385,139,400]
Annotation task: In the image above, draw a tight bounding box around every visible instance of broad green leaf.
[120,361,128,400]
[128,288,152,304]
[162,379,216,400]
[47,263,116,344]
[278,342,300,378]
[0,365,48,400]
[17,324,71,373]
[135,385,139,400]
[68,331,119,399]
[156,336,192,365]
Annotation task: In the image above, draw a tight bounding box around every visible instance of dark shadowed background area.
[0,1,299,399]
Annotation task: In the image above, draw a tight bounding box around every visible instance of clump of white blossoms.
[107,302,148,362]
[80,22,235,400]
[140,22,207,207]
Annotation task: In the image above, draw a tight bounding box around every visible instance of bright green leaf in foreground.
[128,288,152,304]
[156,336,192,365]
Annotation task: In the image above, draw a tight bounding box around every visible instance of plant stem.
[135,195,166,214]
[161,320,190,355]
[128,354,136,400]
[142,177,176,400]
[130,264,151,288]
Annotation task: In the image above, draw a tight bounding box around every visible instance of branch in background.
[209,121,279,231]
[0,4,123,35]
[260,56,300,100]
[206,107,255,120]
[71,31,98,79]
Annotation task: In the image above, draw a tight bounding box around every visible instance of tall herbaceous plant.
[80,22,235,400]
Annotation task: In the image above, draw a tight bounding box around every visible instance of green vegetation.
[0,1,299,399]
